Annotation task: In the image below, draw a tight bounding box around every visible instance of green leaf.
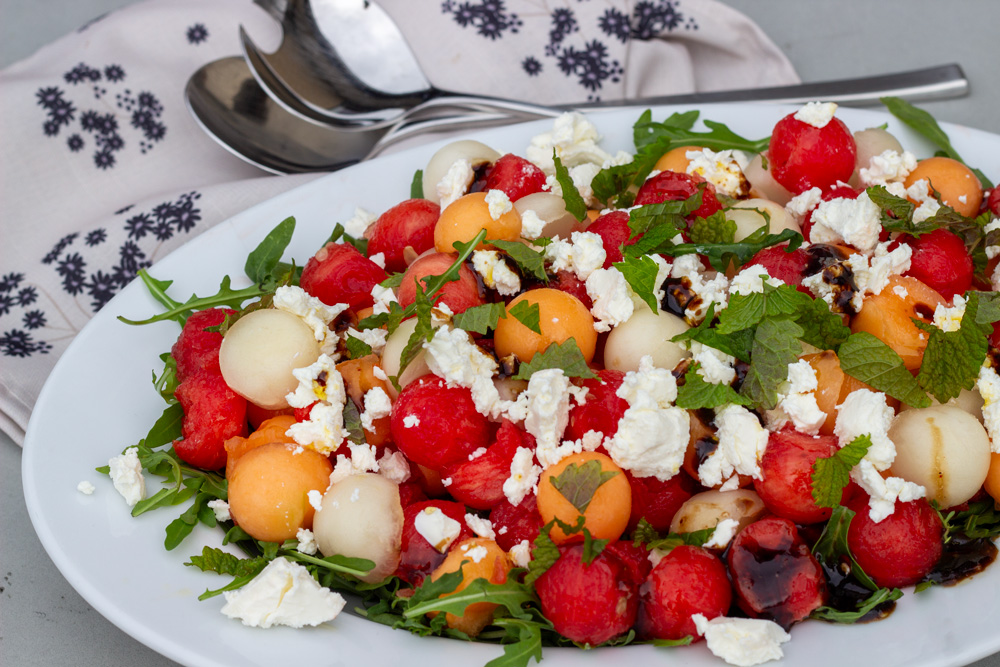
[509,300,542,334]
[739,317,803,410]
[662,228,803,273]
[145,403,184,449]
[164,492,213,550]
[524,524,561,588]
[396,283,436,378]
[153,353,179,404]
[404,575,535,621]
[633,112,770,155]
[186,546,268,578]
[811,435,872,509]
[131,270,185,322]
[118,273,267,327]
[675,363,752,409]
[613,253,661,313]
[485,620,543,667]
[489,239,549,282]
[653,636,695,648]
[244,216,295,284]
[511,338,598,381]
[548,459,619,513]
[410,169,424,199]
[670,303,754,363]
[838,332,931,407]
[344,333,373,359]
[627,197,699,238]
[716,291,765,334]
[452,302,508,335]
[342,399,366,445]
[580,528,609,565]
[553,152,588,221]
[811,587,903,624]
[796,297,852,350]
[688,210,736,245]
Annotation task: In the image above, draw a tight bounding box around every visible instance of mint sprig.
[675,363,751,410]
[511,338,598,381]
[838,332,930,408]
[811,434,872,509]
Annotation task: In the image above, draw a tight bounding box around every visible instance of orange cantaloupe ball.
[434,191,522,253]
[904,156,983,217]
[429,537,512,636]
[537,452,631,544]
[654,145,704,174]
[493,288,597,363]
[850,275,945,372]
[801,351,887,436]
[984,453,1000,505]
[337,354,392,449]
[227,441,333,543]
[224,414,297,479]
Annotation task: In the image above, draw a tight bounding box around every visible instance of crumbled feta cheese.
[329,442,379,484]
[704,518,741,550]
[509,540,532,568]
[851,459,926,523]
[369,252,386,269]
[933,294,967,332]
[526,112,612,174]
[414,506,462,552]
[108,447,146,507]
[437,158,475,210]
[468,447,488,461]
[692,614,791,667]
[484,189,513,220]
[519,208,547,240]
[295,528,319,555]
[465,514,496,540]
[993,262,1000,292]
[307,490,324,512]
[441,477,453,487]
[686,148,750,198]
[505,369,576,467]
[208,499,231,522]
[403,414,421,428]
[864,242,912,296]
[378,449,411,484]
[699,405,768,487]
[370,284,398,316]
[287,396,348,455]
[785,187,822,221]
[691,341,736,385]
[893,284,909,298]
[670,254,730,322]
[793,101,838,129]
[285,354,340,409]
[463,545,489,563]
[423,326,504,418]
[859,149,918,187]
[834,389,897,470]
[543,231,608,282]
[808,191,882,252]
[977,366,1000,453]
[273,285,348,355]
[372,364,388,382]
[767,360,825,435]
[984,221,1000,260]
[76,480,95,495]
[341,206,377,238]
[913,197,941,224]
[346,326,388,355]
[729,266,784,296]
[221,557,345,628]
[503,447,542,505]
[586,267,635,333]
[606,356,689,481]
[472,250,522,296]
[360,386,392,433]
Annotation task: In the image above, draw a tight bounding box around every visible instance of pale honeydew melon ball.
[725,198,799,242]
[889,405,991,508]
[900,387,984,422]
[744,153,792,205]
[219,309,320,410]
[670,489,767,535]
[313,473,404,583]
[423,140,502,204]
[849,127,905,188]
[604,308,690,372]
[380,318,431,398]
[515,192,578,240]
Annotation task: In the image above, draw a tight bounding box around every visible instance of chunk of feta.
[808,191,883,253]
[692,614,791,666]
[503,447,542,506]
[108,447,146,507]
[699,405,768,488]
[586,267,635,333]
[472,249,522,296]
[437,158,475,210]
[793,101,838,129]
[423,326,504,419]
[221,557,345,628]
[414,506,462,552]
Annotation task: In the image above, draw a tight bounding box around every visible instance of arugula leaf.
[548,459,619,513]
[661,227,803,273]
[739,317,803,410]
[811,587,903,624]
[838,332,931,407]
[633,112,770,155]
[812,435,872,509]
[553,152,588,221]
[675,363,752,409]
[688,210,736,244]
[511,338,598,381]
[379,271,405,291]
[633,519,714,553]
[410,169,424,199]
[509,300,542,334]
[881,96,993,188]
[488,239,548,282]
[612,254,661,312]
[164,491,214,550]
[152,353,179,404]
[244,216,295,284]
[396,282,435,378]
[118,273,267,327]
[145,403,184,448]
[485,619,544,667]
[452,302,507,335]
[653,637,695,648]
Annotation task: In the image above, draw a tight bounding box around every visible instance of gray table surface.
[3,1,1000,666]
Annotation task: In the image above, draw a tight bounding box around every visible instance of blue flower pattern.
[1,192,203,358]
[442,0,697,99]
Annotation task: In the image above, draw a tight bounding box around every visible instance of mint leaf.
[524,521,563,587]
[245,216,295,284]
[512,338,598,381]
[397,282,435,377]
[509,300,542,334]
[410,169,424,199]
[675,363,752,409]
[796,297,852,350]
[670,303,753,363]
[489,239,548,282]
[553,152,588,221]
[452,302,507,335]
[186,546,268,577]
[342,399,366,445]
[580,528,609,565]
[662,228,803,273]
[344,333,373,359]
[613,254,661,313]
[549,459,619,513]
[688,210,736,244]
[812,435,872,508]
[716,292,765,334]
[739,317,803,410]
[627,195,701,238]
[838,332,930,407]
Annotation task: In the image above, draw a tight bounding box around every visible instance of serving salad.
[100,98,1000,667]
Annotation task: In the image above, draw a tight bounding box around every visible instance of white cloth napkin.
[0,0,798,445]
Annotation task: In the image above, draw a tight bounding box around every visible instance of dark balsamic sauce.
[819,558,896,623]
[659,277,700,320]
[922,535,998,587]
[694,436,720,468]
[802,244,849,276]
